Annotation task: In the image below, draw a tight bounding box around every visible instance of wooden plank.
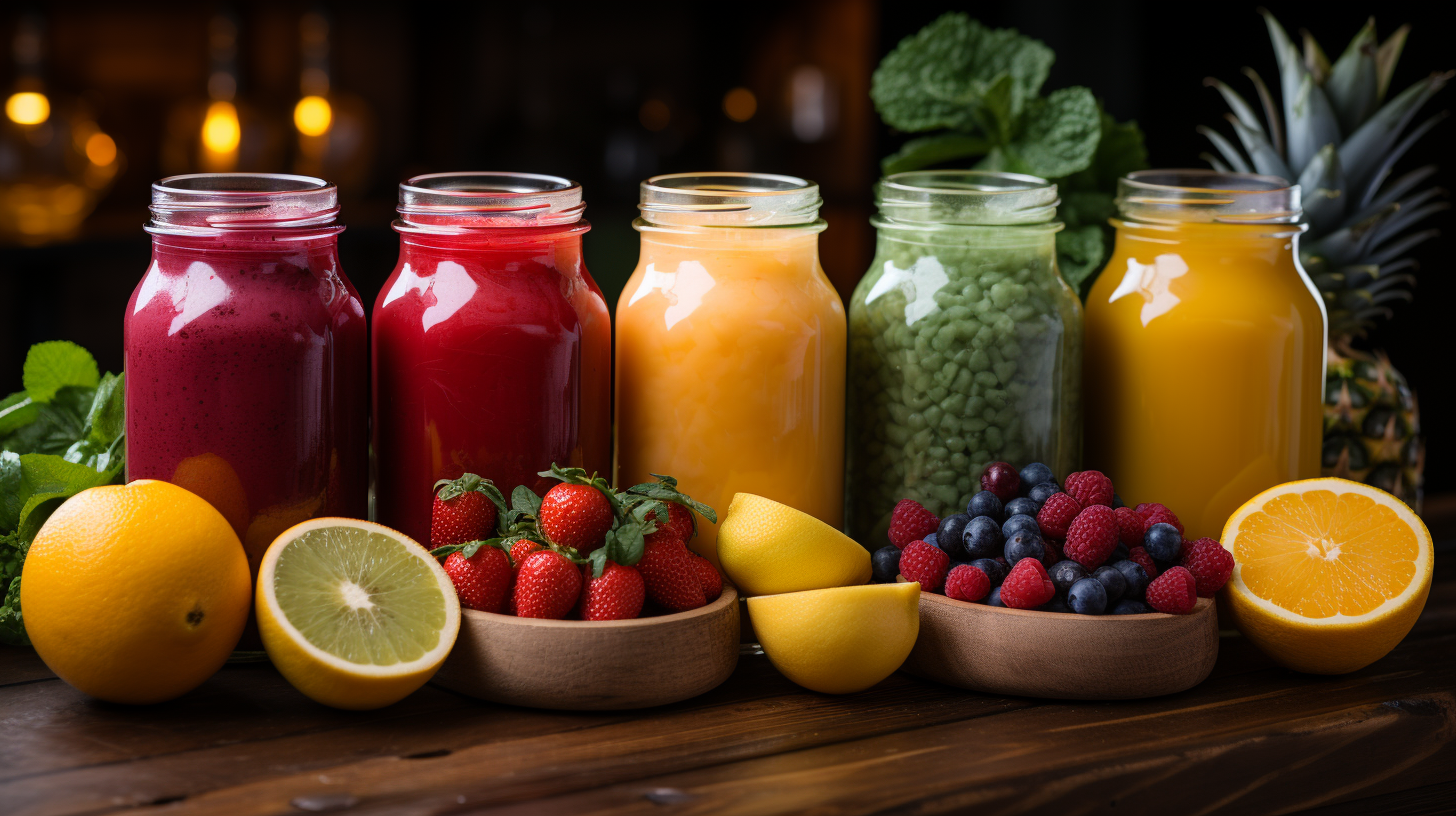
[89,631,1456,816]
[0,646,54,687]
[1293,778,1456,816]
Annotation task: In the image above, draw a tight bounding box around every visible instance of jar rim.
[876,169,1060,226]
[638,172,824,229]
[396,171,586,233]
[1116,169,1302,224]
[147,173,341,236]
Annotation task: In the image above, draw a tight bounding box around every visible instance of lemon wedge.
[1221,478,1433,674]
[748,582,920,694]
[256,518,460,709]
[717,493,872,596]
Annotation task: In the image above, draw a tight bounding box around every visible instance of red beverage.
[125,174,368,577]
[373,173,610,545]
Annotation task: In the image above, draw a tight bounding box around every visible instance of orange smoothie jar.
[1084,170,1326,540]
[615,173,846,566]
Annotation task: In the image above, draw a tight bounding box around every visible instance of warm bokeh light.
[293,95,333,137]
[723,87,756,122]
[5,91,50,126]
[639,98,670,132]
[84,132,117,166]
[202,101,241,153]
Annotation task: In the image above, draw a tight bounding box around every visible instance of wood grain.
[902,594,1220,699]
[432,585,740,710]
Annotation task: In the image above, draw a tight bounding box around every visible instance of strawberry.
[513,550,582,619]
[538,483,615,553]
[661,501,697,543]
[441,545,512,613]
[636,533,706,612]
[430,474,501,547]
[509,539,543,573]
[578,562,645,620]
[689,552,723,602]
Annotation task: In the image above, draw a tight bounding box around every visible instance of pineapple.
[1201,11,1450,509]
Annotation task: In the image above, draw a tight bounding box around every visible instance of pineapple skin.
[1322,344,1423,509]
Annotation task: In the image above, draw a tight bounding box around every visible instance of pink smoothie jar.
[125,174,368,582]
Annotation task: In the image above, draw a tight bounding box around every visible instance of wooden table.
[4,557,1453,816]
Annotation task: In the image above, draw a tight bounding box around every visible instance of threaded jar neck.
[395,172,588,236]
[1116,169,1302,225]
[874,170,1061,231]
[636,172,825,233]
[147,173,341,238]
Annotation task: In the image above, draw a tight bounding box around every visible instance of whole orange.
[21,479,251,704]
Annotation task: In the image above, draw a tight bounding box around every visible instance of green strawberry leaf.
[511,485,542,516]
[605,522,646,568]
[21,341,99,404]
[626,481,718,525]
[587,547,609,579]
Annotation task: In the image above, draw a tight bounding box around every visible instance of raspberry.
[1146,566,1198,614]
[1137,503,1184,536]
[1036,492,1082,540]
[1041,539,1062,568]
[1180,538,1234,597]
[887,499,940,549]
[1063,505,1119,569]
[1000,558,1055,609]
[1127,545,1160,579]
[1064,470,1114,508]
[944,564,990,602]
[898,540,950,592]
[1113,506,1146,547]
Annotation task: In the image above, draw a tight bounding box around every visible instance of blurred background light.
[294,95,332,137]
[723,87,756,123]
[5,91,48,126]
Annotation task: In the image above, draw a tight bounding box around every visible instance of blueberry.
[1003,530,1045,566]
[871,546,902,583]
[1005,497,1040,518]
[1111,543,1130,563]
[961,515,1003,560]
[1111,599,1152,615]
[923,532,939,550]
[966,490,1004,521]
[1018,463,1054,494]
[1112,559,1150,601]
[1092,565,1127,605]
[937,514,971,551]
[1002,513,1040,539]
[1041,595,1072,613]
[1028,480,1061,504]
[1144,522,1182,563]
[1048,560,1087,595]
[1068,577,1108,614]
[971,558,1007,587]
[1111,493,1125,509]
[986,586,1004,607]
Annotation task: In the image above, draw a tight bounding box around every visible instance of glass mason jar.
[615,173,846,567]
[126,173,369,578]
[373,173,611,546]
[846,171,1081,544]
[1084,170,1326,540]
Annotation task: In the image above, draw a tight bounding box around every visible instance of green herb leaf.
[22,341,99,404]
[0,452,22,532]
[1055,225,1107,299]
[881,132,995,175]
[511,485,542,516]
[0,571,25,647]
[871,12,1053,133]
[991,86,1101,179]
[0,392,37,437]
[12,453,119,541]
[2,386,93,457]
[63,373,126,472]
[604,521,646,568]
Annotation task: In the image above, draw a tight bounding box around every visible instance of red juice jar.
[373,173,611,545]
[126,173,369,577]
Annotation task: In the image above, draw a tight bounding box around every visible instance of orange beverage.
[1084,171,1326,540]
[615,173,846,566]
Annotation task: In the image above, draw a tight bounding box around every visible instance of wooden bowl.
[432,585,740,710]
[900,593,1218,700]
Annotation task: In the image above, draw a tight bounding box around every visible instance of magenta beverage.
[125,174,368,583]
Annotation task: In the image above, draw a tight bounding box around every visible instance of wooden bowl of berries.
[878,463,1228,700]
[427,468,740,710]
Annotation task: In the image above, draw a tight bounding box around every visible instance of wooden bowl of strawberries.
[427,468,741,710]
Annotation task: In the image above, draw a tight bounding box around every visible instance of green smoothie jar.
[846,170,1082,544]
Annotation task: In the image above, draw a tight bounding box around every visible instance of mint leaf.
[63,373,126,472]
[0,452,20,531]
[2,385,93,456]
[0,572,25,646]
[0,392,37,437]
[1055,224,1107,299]
[871,13,1053,133]
[13,453,118,541]
[1058,190,1115,231]
[990,86,1101,179]
[22,341,99,404]
[881,132,995,175]
[1063,110,1149,191]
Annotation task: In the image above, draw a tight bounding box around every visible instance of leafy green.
[871,13,1149,298]
[0,342,126,645]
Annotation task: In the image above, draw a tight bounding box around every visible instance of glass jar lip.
[1116,169,1302,224]
[396,172,587,233]
[638,172,824,229]
[147,173,341,236]
[875,170,1060,227]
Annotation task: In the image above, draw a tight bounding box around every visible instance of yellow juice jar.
[615,173,846,566]
[1084,170,1326,540]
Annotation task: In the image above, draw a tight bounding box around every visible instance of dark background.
[2,0,1452,492]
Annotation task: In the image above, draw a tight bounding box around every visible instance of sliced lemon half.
[1221,478,1433,675]
[256,518,460,709]
[748,582,920,694]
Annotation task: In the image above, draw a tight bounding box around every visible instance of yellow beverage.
[615,173,846,566]
[1084,171,1326,540]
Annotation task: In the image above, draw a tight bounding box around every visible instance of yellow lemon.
[748,582,920,694]
[22,480,251,704]
[717,493,872,596]
[256,518,459,710]
[1221,478,1433,675]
